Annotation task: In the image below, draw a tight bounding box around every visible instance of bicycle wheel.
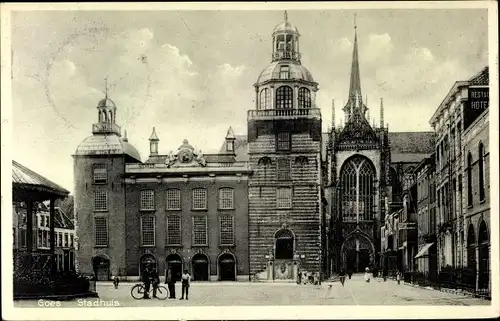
[131,284,145,300]
[155,285,169,300]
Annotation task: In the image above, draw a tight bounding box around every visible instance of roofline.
[429,80,469,126]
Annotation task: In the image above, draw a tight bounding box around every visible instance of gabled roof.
[55,195,74,220]
[388,132,435,154]
[12,161,69,197]
[218,134,248,162]
[469,66,489,86]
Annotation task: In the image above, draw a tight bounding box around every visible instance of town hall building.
[73,12,436,282]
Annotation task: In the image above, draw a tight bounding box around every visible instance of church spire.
[343,13,366,119]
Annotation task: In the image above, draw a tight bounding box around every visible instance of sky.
[10,8,488,192]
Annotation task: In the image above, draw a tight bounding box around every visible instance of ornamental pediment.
[166,139,206,168]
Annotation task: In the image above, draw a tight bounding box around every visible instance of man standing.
[142,264,153,299]
[165,266,176,299]
[180,269,191,300]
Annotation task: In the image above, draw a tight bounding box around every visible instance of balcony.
[92,123,121,135]
[248,108,321,121]
[273,51,301,61]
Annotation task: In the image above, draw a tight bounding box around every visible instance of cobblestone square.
[14,275,490,307]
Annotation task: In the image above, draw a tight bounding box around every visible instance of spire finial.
[284,10,288,22]
[380,98,385,128]
[331,99,336,129]
[104,76,108,99]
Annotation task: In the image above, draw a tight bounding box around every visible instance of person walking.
[347,269,353,280]
[180,269,191,300]
[364,267,371,283]
[339,269,346,287]
[396,270,402,285]
[165,266,176,299]
[113,276,120,289]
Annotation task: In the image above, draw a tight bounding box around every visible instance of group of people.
[335,267,404,286]
[141,264,192,300]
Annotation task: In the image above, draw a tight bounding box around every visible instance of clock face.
[179,150,193,163]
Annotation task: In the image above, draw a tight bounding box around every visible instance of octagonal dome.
[97,97,116,108]
[256,61,315,85]
[273,21,300,36]
[75,134,141,161]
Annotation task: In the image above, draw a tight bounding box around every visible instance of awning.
[414,243,434,259]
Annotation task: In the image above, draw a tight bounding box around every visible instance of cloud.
[364,33,394,63]
[337,37,352,52]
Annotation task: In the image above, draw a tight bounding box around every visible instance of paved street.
[14,274,489,307]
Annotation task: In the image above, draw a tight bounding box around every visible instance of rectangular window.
[38,230,42,247]
[40,216,45,228]
[166,189,181,210]
[64,233,69,247]
[279,65,290,79]
[219,188,234,210]
[277,158,291,181]
[141,216,155,247]
[140,190,155,211]
[70,234,74,248]
[277,187,292,209]
[13,228,16,247]
[192,188,207,210]
[192,215,208,246]
[94,190,108,212]
[20,228,26,248]
[58,232,62,247]
[94,217,108,247]
[93,164,107,184]
[45,215,50,228]
[220,215,235,246]
[166,215,181,246]
[277,132,291,151]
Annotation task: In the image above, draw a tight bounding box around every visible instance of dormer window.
[280,66,290,79]
[226,140,234,152]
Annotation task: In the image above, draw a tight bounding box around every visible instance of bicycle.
[130,282,168,300]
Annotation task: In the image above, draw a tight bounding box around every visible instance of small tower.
[149,127,159,156]
[92,79,121,136]
[225,126,236,154]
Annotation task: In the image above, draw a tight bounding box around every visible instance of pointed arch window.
[298,87,311,109]
[260,88,271,110]
[276,86,293,109]
[340,157,375,222]
[478,142,485,201]
[467,152,473,206]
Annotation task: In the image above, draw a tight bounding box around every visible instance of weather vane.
[104,76,109,98]
[284,10,288,22]
[354,13,357,30]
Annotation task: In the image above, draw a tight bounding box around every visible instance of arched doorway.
[140,254,157,277]
[477,221,489,289]
[92,255,110,281]
[341,233,374,273]
[192,254,209,281]
[275,229,294,260]
[166,253,183,282]
[466,224,476,288]
[218,253,236,281]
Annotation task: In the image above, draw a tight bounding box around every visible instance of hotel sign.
[465,87,489,130]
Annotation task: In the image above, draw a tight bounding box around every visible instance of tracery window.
[340,157,375,221]
[298,87,311,109]
[276,86,293,109]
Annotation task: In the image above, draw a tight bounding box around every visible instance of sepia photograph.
[1,1,498,320]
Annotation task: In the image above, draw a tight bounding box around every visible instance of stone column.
[294,85,299,109]
[270,86,275,110]
[255,86,259,110]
